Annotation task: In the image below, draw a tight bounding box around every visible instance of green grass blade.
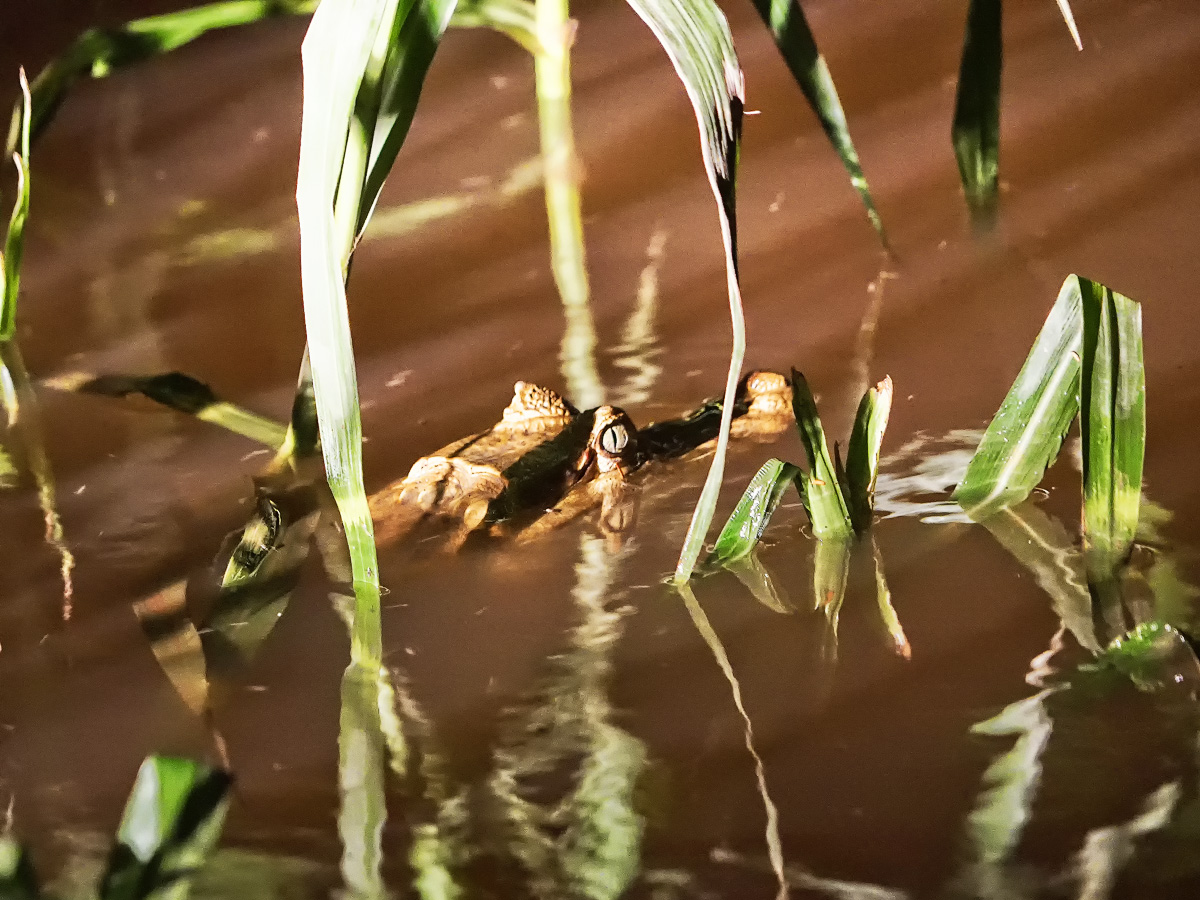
[844,375,892,533]
[748,0,886,244]
[791,370,853,540]
[953,277,1084,519]
[1079,277,1145,580]
[297,0,396,668]
[101,756,232,900]
[813,536,850,616]
[1,70,31,342]
[355,0,460,239]
[619,0,744,583]
[952,0,1002,229]
[7,1,319,155]
[707,458,800,565]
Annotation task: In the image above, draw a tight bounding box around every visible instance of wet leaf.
[355,0,460,240]
[708,458,800,565]
[1079,278,1145,581]
[1,70,31,342]
[952,0,1002,229]
[7,1,319,156]
[747,0,886,244]
[844,375,892,533]
[100,756,232,900]
[955,275,1146,580]
[791,371,853,540]
[953,276,1084,519]
[622,0,745,583]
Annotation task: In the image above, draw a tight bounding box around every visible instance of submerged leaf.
[1,69,31,342]
[101,756,232,900]
[622,0,746,583]
[747,0,886,244]
[1102,622,1200,694]
[954,277,1084,519]
[1079,278,1145,580]
[952,0,1002,229]
[791,371,853,540]
[708,458,800,565]
[0,830,39,900]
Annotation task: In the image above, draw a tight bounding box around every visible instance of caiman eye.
[600,422,628,455]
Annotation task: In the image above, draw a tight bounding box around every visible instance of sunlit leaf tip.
[1054,0,1083,51]
[1,68,32,343]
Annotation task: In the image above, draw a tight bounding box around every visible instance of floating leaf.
[621,0,745,583]
[844,375,892,533]
[791,371,853,540]
[747,0,886,243]
[708,458,800,565]
[1,70,31,342]
[952,0,1002,229]
[52,371,288,449]
[100,756,232,900]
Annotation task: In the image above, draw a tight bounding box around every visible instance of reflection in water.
[677,583,788,900]
[0,342,75,620]
[612,226,667,408]
[486,533,644,899]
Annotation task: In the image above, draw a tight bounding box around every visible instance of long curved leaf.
[952,0,1002,229]
[620,0,744,583]
[748,0,886,244]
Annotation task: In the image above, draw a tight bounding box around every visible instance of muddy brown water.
[3,0,1200,897]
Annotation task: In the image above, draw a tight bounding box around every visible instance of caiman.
[368,370,793,549]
